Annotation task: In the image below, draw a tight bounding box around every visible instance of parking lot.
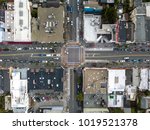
[29,90,64,112]
[32,6,64,43]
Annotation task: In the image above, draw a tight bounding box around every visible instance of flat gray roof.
[134,6,146,43]
[0,70,10,94]
[28,68,63,92]
[135,15,146,42]
[134,0,142,7]
[84,94,107,108]
[146,18,150,42]
[118,21,126,42]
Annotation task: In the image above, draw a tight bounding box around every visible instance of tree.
[0,0,6,4]
[124,0,134,13]
[114,0,119,5]
[102,6,117,24]
[60,0,65,2]
[143,0,150,2]
[77,76,82,85]
[31,9,37,18]
[76,92,83,102]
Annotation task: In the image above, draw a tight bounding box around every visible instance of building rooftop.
[116,21,134,43]
[32,6,64,43]
[125,85,137,101]
[83,14,101,43]
[99,0,114,4]
[4,0,31,42]
[84,0,100,7]
[10,68,29,113]
[108,91,124,107]
[133,68,140,87]
[0,22,5,42]
[5,10,14,41]
[146,4,150,17]
[135,15,146,42]
[107,69,126,108]
[5,95,12,111]
[0,69,10,94]
[141,96,150,109]
[32,0,60,8]
[146,18,150,42]
[108,69,126,93]
[131,6,147,43]
[41,0,60,8]
[83,68,108,94]
[27,68,63,92]
[14,0,31,41]
[83,14,115,43]
[126,22,134,42]
[38,105,63,113]
[126,69,133,85]
[84,94,107,108]
[134,0,142,7]
[139,68,150,91]
[0,10,5,22]
[118,21,126,42]
[83,107,109,113]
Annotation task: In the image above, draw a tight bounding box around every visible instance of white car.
[17,48,22,50]
[124,57,129,60]
[70,21,73,26]
[56,54,61,57]
[53,57,59,60]
[43,47,48,50]
[66,0,69,4]
[45,30,49,33]
[120,60,125,63]
[67,17,70,22]
[42,60,48,63]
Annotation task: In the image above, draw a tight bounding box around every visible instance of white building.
[108,69,126,93]
[14,0,31,41]
[139,68,150,90]
[83,14,115,43]
[5,10,14,41]
[83,14,101,43]
[10,68,29,113]
[4,0,31,42]
[108,69,126,107]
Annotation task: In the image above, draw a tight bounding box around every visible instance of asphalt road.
[85,51,150,61]
[0,49,61,68]
[67,0,78,41]
[69,69,78,113]
[1,48,150,68]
